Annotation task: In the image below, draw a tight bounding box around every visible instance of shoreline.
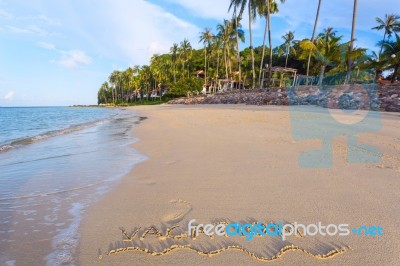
[0,109,145,266]
[78,104,400,265]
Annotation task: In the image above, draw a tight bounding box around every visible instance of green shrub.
[169,77,203,97]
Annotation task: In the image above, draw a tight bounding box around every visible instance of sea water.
[0,107,146,265]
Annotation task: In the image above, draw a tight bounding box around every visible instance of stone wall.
[168,84,400,112]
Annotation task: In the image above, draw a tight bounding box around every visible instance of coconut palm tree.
[133,65,140,76]
[346,0,358,84]
[282,31,295,68]
[229,0,258,88]
[217,19,234,79]
[372,14,400,58]
[264,0,286,87]
[139,65,153,100]
[98,82,111,104]
[109,70,122,104]
[306,0,322,78]
[232,10,245,87]
[211,35,223,80]
[382,33,400,83]
[300,28,342,86]
[179,39,192,78]
[150,54,161,89]
[199,28,214,85]
[257,0,280,88]
[170,43,179,83]
[122,67,134,102]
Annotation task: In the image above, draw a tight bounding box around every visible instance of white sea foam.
[0,111,146,264]
[46,203,83,266]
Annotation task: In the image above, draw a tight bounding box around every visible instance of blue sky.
[0,0,395,106]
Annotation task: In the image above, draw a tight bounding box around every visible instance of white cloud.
[58,50,92,68]
[26,25,48,35]
[0,9,14,19]
[5,24,48,35]
[4,91,14,100]
[148,42,167,56]
[75,0,201,65]
[37,41,56,50]
[37,42,91,68]
[166,0,231,20]
[35,15,61,26]
[0,8,59,26]
[5,25,29,33]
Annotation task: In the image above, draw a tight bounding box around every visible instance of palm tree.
[150,54,161,89]
[122,67,134,102]
[346,0,358,84]
[265,0,286,87]
[199,28,214,86]
[282,31,295,68]
[382,33,400,83]
[179,39,192,78]
[98,82,111,104]
[300,28,342,86]
[306,0,322,78]
[133,65,140,76]
[170,43,179,83]
[232,9,245,87]
[229,0,257,88]
[109,70,122,104]
[372,14,400,58]
[211,35,223,80]
[139,65,152,100]
[217,19,234,79]
[257,0,280,88]
[248,0,256,88]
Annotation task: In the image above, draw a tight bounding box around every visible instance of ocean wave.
[0,181,107,201]
[0,116,117,153]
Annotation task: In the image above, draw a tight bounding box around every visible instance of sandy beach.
[78,104,400,265]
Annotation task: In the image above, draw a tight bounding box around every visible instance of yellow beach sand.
[78,104,400,265]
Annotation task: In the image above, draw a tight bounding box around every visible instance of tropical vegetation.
[98,1,400,105]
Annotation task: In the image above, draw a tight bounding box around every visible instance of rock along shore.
[168,84,400,112]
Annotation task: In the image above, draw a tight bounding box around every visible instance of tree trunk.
[379,32,387,59]
[267,0,273,88]
[248,1,256,88]
[204,46,207,85]
[188,61,190,79]
[115,85,118,103]
[319,64,326,86]
[173,62,176,83]
[234,7,242,88]
[258,12,268,89]
[306,0,322,78]
[376,32,387,82]
[346,0,358,84]
[227,45,232,77]
[216,49,220,80]
[224,46,229,79]
[285,44,290,68]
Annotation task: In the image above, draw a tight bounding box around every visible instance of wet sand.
[78,104,400,265]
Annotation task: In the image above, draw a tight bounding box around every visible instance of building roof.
[263,67,298,73]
